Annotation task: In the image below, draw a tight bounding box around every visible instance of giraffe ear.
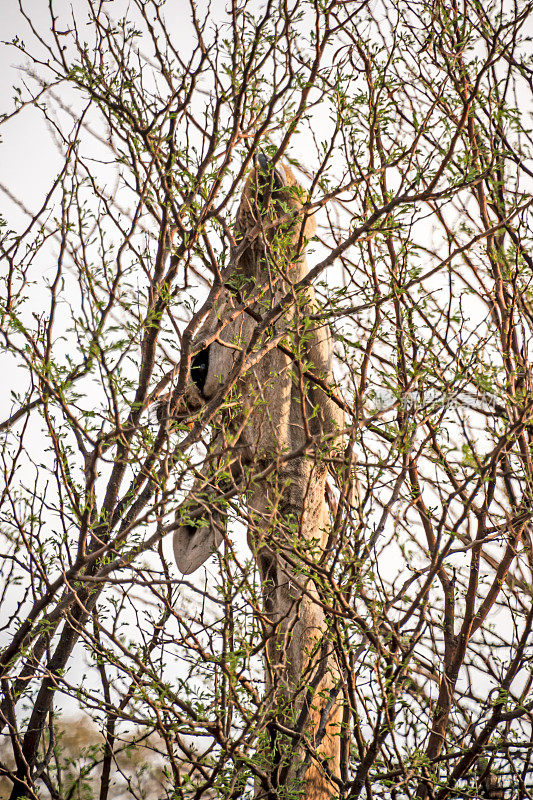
[173,515,225,574]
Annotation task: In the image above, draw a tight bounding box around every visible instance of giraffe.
[170,154,345,800]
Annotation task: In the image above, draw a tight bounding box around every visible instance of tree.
[1,0,532,799]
